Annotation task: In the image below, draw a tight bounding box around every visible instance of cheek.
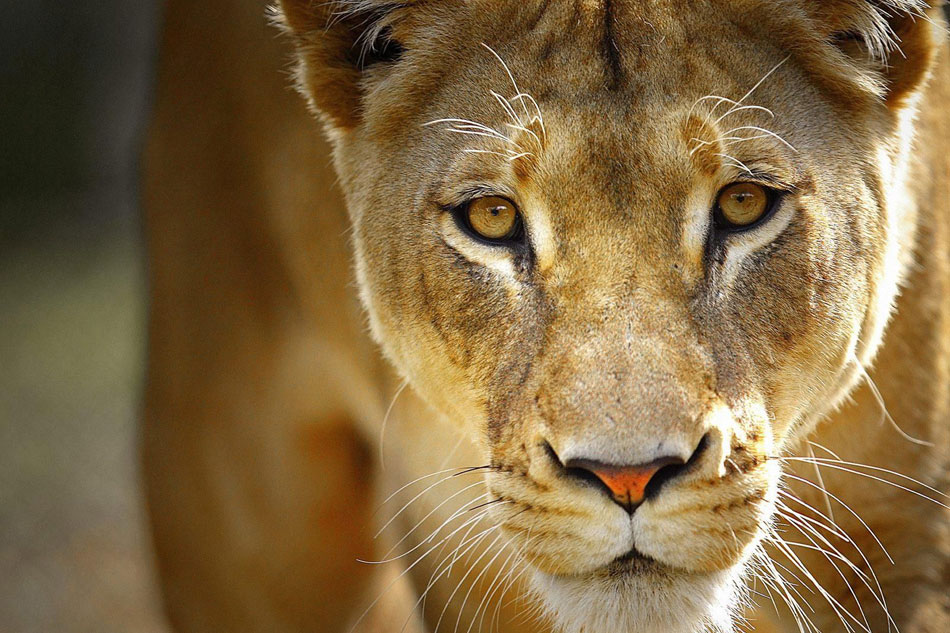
[415,263,520,372]
[369,242,534,404]
[725,216,872,426]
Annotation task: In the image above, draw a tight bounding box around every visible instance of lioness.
[143,1,950,632]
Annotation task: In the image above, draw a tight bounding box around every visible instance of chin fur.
[530,563,745,633]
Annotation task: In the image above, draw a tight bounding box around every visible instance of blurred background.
[0,1,167,631]
[3,3,949,633]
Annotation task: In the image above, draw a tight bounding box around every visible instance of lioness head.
[277,1,942,631]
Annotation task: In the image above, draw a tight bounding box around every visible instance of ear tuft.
[875,2,943,106]
[812,1,941,105]
[272,1,409,129]
[356,27,405,69]
[829,1,930,61]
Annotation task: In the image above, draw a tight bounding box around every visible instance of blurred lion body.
[145,1,950,633]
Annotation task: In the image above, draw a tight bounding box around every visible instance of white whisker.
[852,357,934,447]
[480,43,531,122]
[434,533,504,633]
[404,522,503,633]
[444,127,517,144]
[376,466,487,514]
[369,495,501,570]
[694,95,742,125]
[508,93,546,140]
[425,48,545,162]
[503,122,542,149]
[754,544,820,633]
[727,57,789,117]
[453,536,512,633]
[770,534,868,633]
[780,458,949,508]
[806,442,836,522]
[803,449,946,500]
[423,118,501,135]
[439,435,469,470]
[722,133,788,146]
[782,472,894,564]
[489,90,523,129]
[379,378,409,469]
[778,507,894,630]
[722,126,797,152]
[713,104,775,125]
[382,487,491,561]
[377,472,485,539]
[463,149,533,161]
[470,546,518,633]
[715,153,754,176]
[351,512,495,633]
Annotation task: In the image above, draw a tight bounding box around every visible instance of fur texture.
[145,1,950,632]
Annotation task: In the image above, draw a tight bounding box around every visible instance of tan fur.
[145,1,950,632]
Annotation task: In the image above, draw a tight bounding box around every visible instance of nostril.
[564,462,615,496]
[641,459,687,500]
[562,455,687,513]
[544,441,624,501]
[543,434,713,513]
[644,433,711,498]
[688,431,712,466]
[541,439,563,467]
[643,432,712,498]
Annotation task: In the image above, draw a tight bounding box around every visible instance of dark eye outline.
[449,196,527,247]
[712,183,785,233]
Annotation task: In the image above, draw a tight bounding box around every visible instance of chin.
[530,556,744,633]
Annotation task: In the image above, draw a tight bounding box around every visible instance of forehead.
[431,0,780,99]
[399,0,800,178]
[385,0,808,246]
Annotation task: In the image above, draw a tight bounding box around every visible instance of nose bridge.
[548,224,686,330]
[548,108,684,282]
[535,113,708,467]
[538,300,712,467]
[549,196,687,311]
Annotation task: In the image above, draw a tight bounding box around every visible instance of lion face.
[279,0,939,631]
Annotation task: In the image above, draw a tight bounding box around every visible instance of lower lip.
[606,549,659,576]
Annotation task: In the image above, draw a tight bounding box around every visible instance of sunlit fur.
[531,566,742,633]
[145,1,949,632]
[272,1,950,631]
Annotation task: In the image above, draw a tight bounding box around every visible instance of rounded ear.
[877,3,942,106]
[812,1,943,107]
[273,1,406,129]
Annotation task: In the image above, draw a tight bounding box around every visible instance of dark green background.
[0,3,163,632]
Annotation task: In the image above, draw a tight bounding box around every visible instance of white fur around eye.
[522,202,556,273]
[438,212,518,279]
[717,200,794,296]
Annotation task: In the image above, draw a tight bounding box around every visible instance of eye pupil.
[463,196,522,242]
[716,183,771,229]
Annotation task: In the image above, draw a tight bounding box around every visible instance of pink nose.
[563,456,687,510]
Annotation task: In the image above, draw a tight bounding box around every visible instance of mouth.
[532,545,736,633]
[604,547,662,576]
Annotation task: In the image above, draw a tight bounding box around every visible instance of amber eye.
[715,183,772,229]
[463,196,523,242]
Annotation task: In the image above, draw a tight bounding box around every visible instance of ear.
[876,2,943,106]
[272,1,408,129]
[810,1,943,107]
